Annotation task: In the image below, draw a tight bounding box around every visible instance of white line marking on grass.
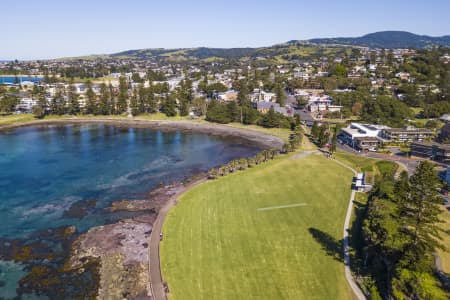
[257,203,307,211]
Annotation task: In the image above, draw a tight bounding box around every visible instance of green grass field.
[0,114,35,125]
[161,154,355,300]
[438,207,450,274]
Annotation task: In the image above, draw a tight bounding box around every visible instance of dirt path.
[148,178,207,300]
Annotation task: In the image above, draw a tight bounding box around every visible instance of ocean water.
[0,124,261,239]
[0,124,261,299]
[0,76,43,84]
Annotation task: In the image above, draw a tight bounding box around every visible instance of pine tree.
[108,84,116,115]
[311,121,320,140]
[137,84,146,113]
[179,99,189,116]
[84,80,97,114]
[237,83,250,107]
[397,161,444,268]
[98,83,110,115]
[67,81,80,115]
[330,130,337,153]
[116,76,128,114]
[275,83,286,107]
[162,94,177,117]
[130,89,139,116]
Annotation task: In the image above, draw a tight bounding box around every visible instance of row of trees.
[361,161,448,299]
[208,149,279,179]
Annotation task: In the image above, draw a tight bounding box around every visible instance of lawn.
[226,122,292,142]
[437,207,450,274]
[161,154,355,300]
[0,114,35,126]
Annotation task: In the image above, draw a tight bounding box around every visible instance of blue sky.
[2,0,449,60]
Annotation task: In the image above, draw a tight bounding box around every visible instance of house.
[218,90,238,102]
[249,89,276,102]
[395,72,411,81]
[410,141,450,163]
[381,126,434,143]
[306,95,342,113]
[16,98,38,111]
[256,102,280,114]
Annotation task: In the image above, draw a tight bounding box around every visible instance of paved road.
[337,143,420,174]
[330,157,367,300]
[148,179,206,300]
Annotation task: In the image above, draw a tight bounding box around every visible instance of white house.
[17,98,38,111]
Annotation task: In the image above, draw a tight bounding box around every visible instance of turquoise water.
[0,76,43,84]
[0,124,260,238]
[0,124,260,298]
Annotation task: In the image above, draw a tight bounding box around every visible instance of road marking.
[257,203,307,211]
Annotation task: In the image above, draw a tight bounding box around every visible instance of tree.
[330,130,337,153]
[51,87,66,115]
[32,105,45,119]
[162,94,177,117]
[192,97,207,116]
[0,95,19,114]
[317,126,329,147]
[130,89,139,116]
[237,83,250,107]
[32,93,48,118]
[179,99,189,116]
[67,81,80,115]
[242,106,260,125]
[259,106,279,128]
[206,99,232,124]
[396,161,444,268]
[274,83,286,107]
[116,76,128,114]
[98,83,110,115]
[84,80,97,114]
[311,121,320,140]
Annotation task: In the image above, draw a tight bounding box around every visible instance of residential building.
[410,141,450,163]
[354,137,380,151]
[381,126,434,142]
[16,98,38,111]
[218,90,238,102]
[255,102,280,114]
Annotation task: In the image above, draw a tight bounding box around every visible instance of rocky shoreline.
[68,181,190,299]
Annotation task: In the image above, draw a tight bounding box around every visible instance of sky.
[2,0,449,60]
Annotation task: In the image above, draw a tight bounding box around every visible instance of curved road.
[331,158,367,300]
[148,179,206,300]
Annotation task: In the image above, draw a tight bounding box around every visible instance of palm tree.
[239,158,248,170]
[269,149,278,159]
[208,168,218,179]
[247,157,256,168]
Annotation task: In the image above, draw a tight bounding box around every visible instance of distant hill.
[308,31,450,48]
[111,47,259,61]
[61,31,450,62]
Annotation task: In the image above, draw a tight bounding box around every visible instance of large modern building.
[339,123,386,150]
[381,126,434,143]
[410,141,450,163]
